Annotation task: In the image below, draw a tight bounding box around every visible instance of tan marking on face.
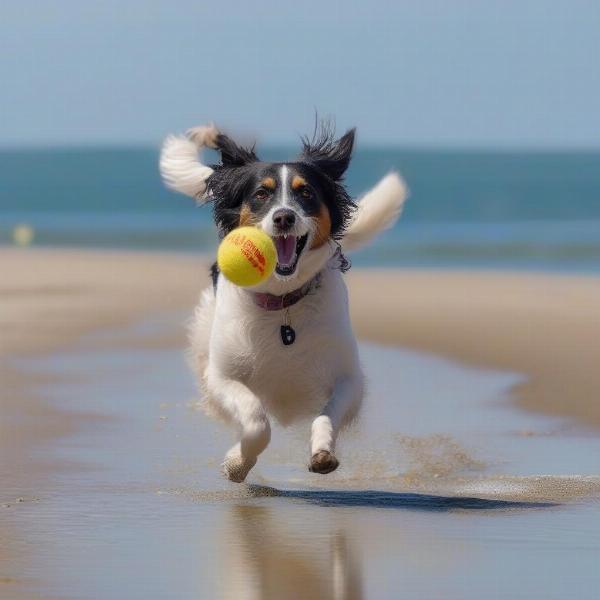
[291,175,307,190]
[261,177,276,190]
[310,204,332,249]
[239,204,257,227]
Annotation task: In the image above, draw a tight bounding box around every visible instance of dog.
[160,122,407,482]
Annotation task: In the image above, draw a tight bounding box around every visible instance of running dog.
[160,122,407,482]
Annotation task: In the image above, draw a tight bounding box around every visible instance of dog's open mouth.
[273,233,308,276]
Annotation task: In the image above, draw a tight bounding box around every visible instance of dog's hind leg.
[309,375,363,475]
[206,372,271,483]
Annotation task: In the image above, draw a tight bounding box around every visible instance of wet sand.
[3,248,600,425]
[6,331,600,599]
[2,247,600,598]
[0,248,204,598]
[1,248,204,497]
[347,269,600,427]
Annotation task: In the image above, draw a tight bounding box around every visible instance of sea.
[1,146,599,272]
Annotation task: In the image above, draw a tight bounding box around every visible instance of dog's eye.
[255,189,269,201]
[300,187,312,200]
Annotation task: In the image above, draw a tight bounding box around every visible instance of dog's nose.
[272,209,296,230]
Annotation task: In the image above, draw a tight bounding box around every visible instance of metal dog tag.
[280,325,296,346]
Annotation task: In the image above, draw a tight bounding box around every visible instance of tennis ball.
[217,226,277,287]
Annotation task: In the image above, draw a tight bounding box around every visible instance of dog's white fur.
[160,127,408,482]
[341,173,407,252]
[159,124,219,201]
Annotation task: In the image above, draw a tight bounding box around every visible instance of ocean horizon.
[1,145,599,272]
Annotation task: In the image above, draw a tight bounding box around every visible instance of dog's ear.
[300,126,355,181]
[214,133,259,168]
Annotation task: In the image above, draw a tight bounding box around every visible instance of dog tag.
[280,325,296,346]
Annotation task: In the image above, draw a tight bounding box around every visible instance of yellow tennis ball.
[217,226,277,287]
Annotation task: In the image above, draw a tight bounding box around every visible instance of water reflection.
[214,485,555,599]
[221,503,363,600]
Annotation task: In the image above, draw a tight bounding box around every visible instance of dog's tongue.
[274,235,296,266]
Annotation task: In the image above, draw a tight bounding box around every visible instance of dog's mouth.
[273,233,309,276]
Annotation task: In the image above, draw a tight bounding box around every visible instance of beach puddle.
[4,331,600,599]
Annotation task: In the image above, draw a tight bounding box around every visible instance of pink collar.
[251,273,321,311]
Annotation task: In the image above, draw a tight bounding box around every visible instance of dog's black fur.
[205,123,357,238]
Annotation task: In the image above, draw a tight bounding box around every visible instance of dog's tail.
[159,124,219,202]
[341,173,408,252]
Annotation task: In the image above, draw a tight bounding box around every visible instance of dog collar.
[251,273,321,311]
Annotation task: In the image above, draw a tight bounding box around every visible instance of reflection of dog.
[160,122,407,482]
[221,504,363,600]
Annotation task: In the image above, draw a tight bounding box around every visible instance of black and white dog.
[160,123,406,482]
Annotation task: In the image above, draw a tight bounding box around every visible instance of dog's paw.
[222,453,257,483]
[309,450,339,474]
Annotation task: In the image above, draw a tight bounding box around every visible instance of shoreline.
[1,247,206,475]
[0,248,206,597]
[347,269,600,427]
[3,247,600,428]
[2,246,600,596]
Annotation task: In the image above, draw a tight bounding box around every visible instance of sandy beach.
[2,247,600,489]
[4,248,600,424]
[2,247,600,598]
[1,248,205,498]
[347,269,600,427]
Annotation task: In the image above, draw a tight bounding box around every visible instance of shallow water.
[6,324,600,599]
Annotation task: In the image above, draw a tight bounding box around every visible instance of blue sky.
[1,0,599,148]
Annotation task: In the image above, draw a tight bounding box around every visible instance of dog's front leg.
[206,372,271,483]
[309,376,363,474]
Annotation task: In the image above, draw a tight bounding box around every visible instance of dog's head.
[161,123,355,292]
[207,126,355,290]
